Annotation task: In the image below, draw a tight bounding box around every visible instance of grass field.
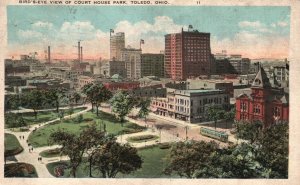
[28,111,145,148]
[46,145,172,178]
[5,107,87,128]
[4,133,23,156]
[40,148,63,158]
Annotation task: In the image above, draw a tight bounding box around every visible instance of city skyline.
[7,6,290,60]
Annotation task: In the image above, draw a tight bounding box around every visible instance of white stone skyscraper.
[110,32,125,61]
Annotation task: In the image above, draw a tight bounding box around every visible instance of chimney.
[78,41,80,62]
[80,46,83,63]
[48,46,51,63]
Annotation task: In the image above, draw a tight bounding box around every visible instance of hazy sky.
[7,6,290,60]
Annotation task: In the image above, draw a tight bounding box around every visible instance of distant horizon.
[7,6,290,60]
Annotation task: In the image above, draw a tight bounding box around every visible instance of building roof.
[252,67,271,88]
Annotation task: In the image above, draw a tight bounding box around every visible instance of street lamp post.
[185,126,188,141]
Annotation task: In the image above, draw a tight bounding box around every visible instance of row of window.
[240,102,282,116]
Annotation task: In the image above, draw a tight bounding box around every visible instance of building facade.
[164,29,212,80]
[235,67,289,127]
[187,79,234,97]
[121,47,142,79]
[228,55,250,75]
[110,32,125,61]
[141,53,164,78]
[151,89,230,123]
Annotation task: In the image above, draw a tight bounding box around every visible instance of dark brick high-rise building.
[164,28,212,80]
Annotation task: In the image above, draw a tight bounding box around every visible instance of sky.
[7,6,290,60]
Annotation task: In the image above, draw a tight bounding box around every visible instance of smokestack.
[78,41,80,62]
[80,46,83,63]
[48,46,51,63]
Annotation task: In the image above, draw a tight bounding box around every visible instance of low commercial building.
[187,79,234,97]
[151,89,230,123]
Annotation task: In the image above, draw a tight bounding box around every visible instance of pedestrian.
[29,148,31,153]
[40,157,42,162]
[31,147,33,152]
[26,140,28,143]
[23,136,24,139]
[19,136,21,139]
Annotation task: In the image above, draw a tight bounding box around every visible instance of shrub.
[127,135,158,143]
[158,143,171,149]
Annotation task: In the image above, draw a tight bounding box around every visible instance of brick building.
[164,28,212,80]
[235,67,289,127]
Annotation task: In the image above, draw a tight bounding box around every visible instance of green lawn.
[5,107,87,128]
[46,146,172,178]
[28,111,145,148]
[40,148,63,158]
[121,146,172,178]
[5,133,23,156]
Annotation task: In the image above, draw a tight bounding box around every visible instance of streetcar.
[200,127,228,142]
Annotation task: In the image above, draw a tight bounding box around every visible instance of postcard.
[0,0,300,185]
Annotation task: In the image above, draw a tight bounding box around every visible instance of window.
[253,104,260,115]
[273,107,281,117]
[240,102,247,112]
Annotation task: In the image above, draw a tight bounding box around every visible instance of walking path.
[4,105,92,178]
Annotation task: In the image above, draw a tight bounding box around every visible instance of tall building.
[121,47,142,79]
[110,32,125,61]
[164,28,212,80]
[235,66,289,127]
[98,61,126,78]
[228,55,250,75]
[141,53,164,78]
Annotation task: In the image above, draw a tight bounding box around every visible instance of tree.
[164,140,218,178]
[92,140,142,178]
[82,83,96,111]
[5,113,27,128]
[49,130,85,177]
[71,92,81,105]
[235,120,263,144]
[5,95,20,111]
[80,124,106,177]
[93,83,112,116]
[224,108,235,129]
[67,106,74,118]
[136,98,151,124]
[45,89,67,113]
[58,110,65,121]
[207,142,270,178]
[23,89,45,119]
[256,123,288,178]
[82,83,112,116]
[110,91,134,124]
[205,104,224,130]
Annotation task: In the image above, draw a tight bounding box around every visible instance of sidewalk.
[4,105,92,178]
